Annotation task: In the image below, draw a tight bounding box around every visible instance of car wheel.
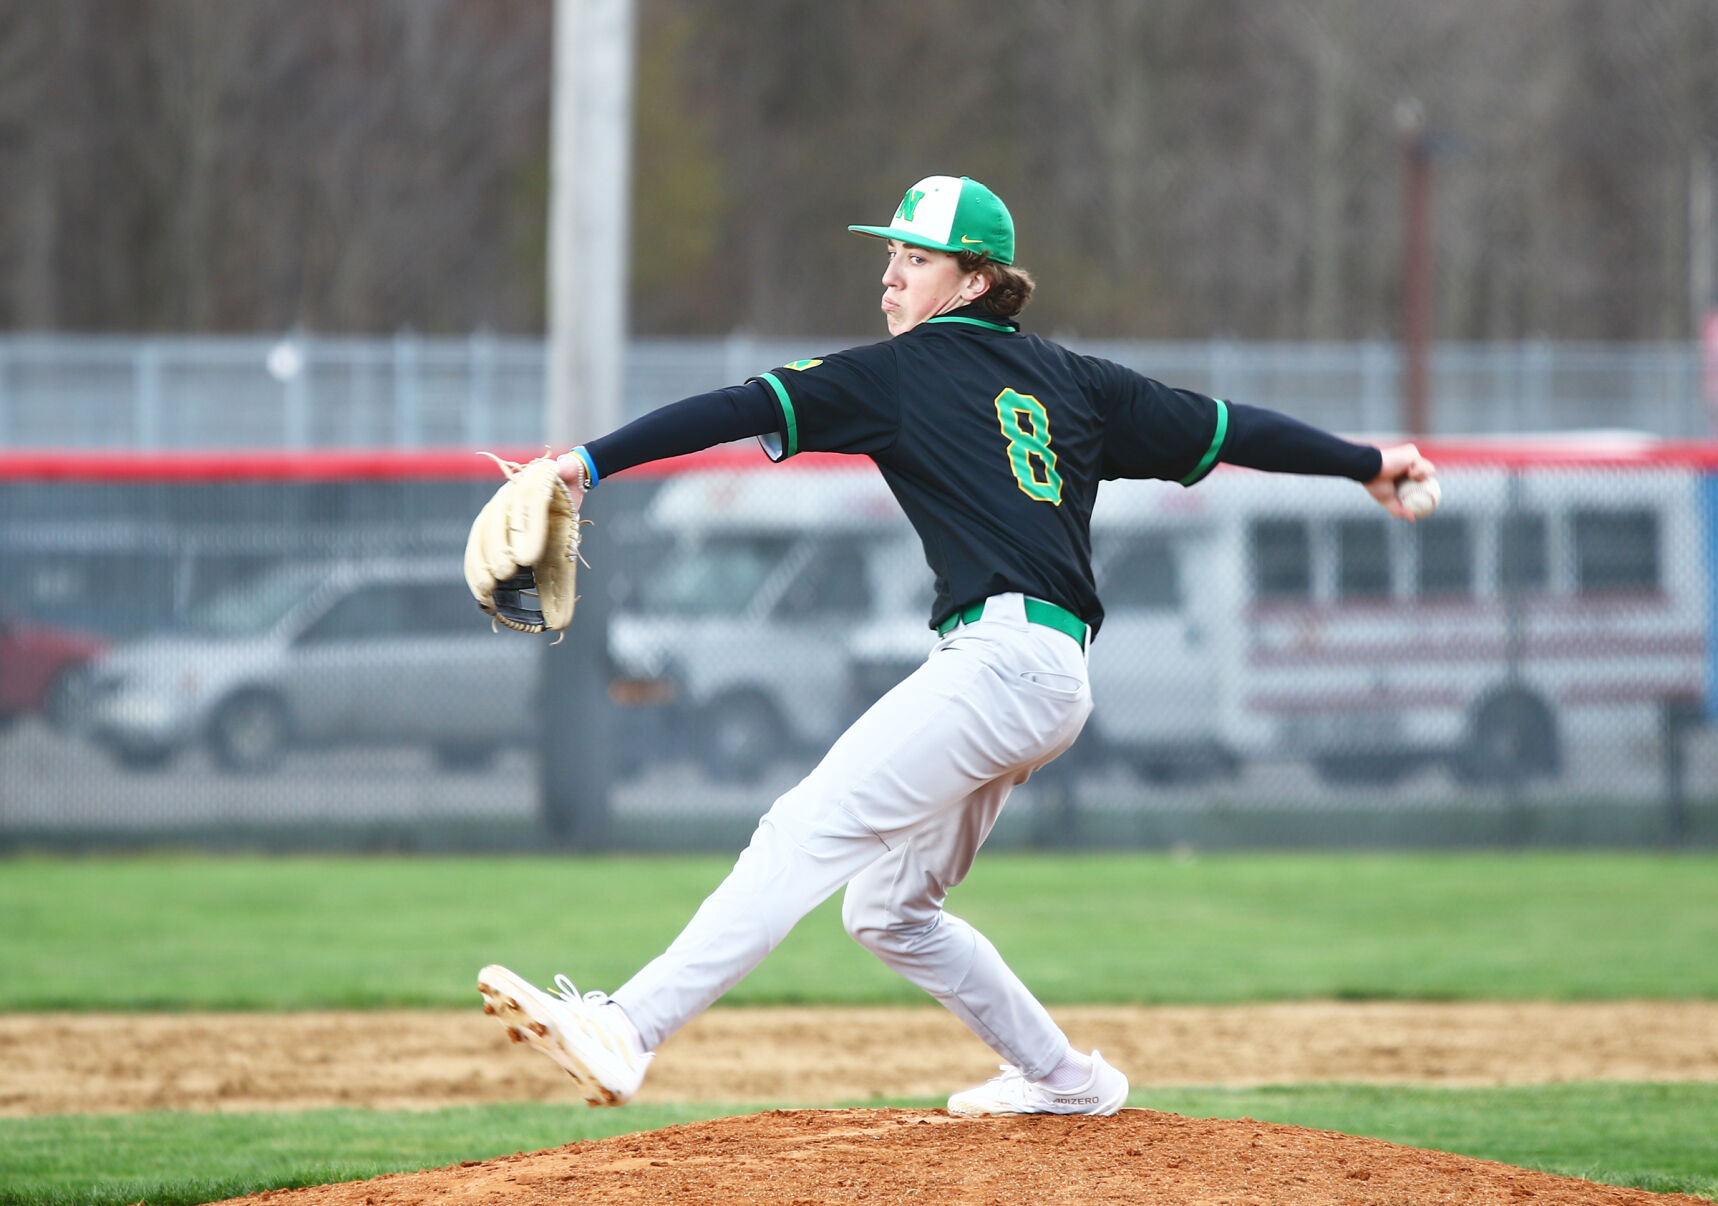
[1453,690,1558,785]
[697,692,787,785]
[209,690,290,774]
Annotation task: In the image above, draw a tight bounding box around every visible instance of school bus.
[1088,436,1708,787]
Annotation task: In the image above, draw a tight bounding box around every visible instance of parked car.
[79,560,538,772]
[0,612,108,729]
[608,466,927,783]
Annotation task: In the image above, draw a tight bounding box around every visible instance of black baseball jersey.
[754,307,1229,636]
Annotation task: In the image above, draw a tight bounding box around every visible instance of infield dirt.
[8,1003,1714,1204]
[4,1000,1715,1115]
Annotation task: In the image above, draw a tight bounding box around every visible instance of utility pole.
[539,0,635,848]
[1697,143,1718,431]
[1396,99,1432,439]
[1692,142,1715,336]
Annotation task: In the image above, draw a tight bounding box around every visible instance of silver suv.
[80,560,535,772]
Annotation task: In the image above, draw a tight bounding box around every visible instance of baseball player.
[479,174,1434,1116]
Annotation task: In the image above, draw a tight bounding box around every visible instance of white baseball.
[1396,474,1441,519]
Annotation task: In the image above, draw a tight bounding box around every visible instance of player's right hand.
[1366,443,1434,520]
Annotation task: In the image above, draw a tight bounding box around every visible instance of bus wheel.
[1454,690,1559,785]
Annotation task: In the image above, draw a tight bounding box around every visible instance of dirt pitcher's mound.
[219,1107,1705,1206]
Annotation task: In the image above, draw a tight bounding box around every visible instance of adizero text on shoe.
[477,964,651,1107]
[947,1051,1128,1117]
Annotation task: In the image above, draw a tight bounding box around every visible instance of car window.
[184,565,329,637]
[636,536,792,617]
[297,585,405,642]
[771,538,872,619]
[404,583,483,635]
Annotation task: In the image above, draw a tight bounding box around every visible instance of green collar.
[924,315,1017,333]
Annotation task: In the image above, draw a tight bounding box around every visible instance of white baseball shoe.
[477,963,652,1107]
[947,1050,1128,1117]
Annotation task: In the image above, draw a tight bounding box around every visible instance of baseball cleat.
[947,1050,1128,1117]
[477,964,652,1107]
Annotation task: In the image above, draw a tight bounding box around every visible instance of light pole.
[539,0,635,848]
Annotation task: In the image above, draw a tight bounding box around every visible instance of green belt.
[936,597,1090,646]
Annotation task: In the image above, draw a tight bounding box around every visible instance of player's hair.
[957,251,1035,319]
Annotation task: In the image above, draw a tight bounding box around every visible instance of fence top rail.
[0,445,851,482]
[2,436,1717,482]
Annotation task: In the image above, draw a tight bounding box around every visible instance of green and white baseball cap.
[848,175,1015,265]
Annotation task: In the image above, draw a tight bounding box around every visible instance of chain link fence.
[1,451,1714,851]
[0,334,1710,448]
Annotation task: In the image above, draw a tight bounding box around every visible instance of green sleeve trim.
[757,371,799,461]
[1179,398,1229,486]
[924,315,1017,333]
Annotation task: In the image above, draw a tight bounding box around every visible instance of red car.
[0,613,107,727]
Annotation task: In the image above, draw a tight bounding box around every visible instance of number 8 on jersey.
[994,388,1063,504]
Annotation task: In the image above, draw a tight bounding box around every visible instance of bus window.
[1097,534,1179,609]
[1574,509,1658,592]
[1499,513,1548,594]
[1337,518,1391,598]
[1250,520,1311,600]
[1417,518,1472,597]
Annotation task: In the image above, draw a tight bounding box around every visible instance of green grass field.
[1,851,1714,1204]
[5,851,1715,1009]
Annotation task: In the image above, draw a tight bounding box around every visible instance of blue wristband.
[571,445,599,488]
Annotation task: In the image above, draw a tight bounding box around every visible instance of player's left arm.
[553,380,782,508]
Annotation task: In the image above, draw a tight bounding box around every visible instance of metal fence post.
[394,329,422,446]
[1524,338,1552,433]
[467,328,494,448]
[1661,698,1697,847]
[723,330,756,389]
[538,484,622,848]
[137,340,162,449]
[1361,340,1393,434]
[1207,337,1236,405]
[280,335,311,448]
[1501,469,1530,844]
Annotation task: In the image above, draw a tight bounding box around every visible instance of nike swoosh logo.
[961,236,984,244]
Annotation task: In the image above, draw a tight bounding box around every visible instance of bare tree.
[1,0,1714,338]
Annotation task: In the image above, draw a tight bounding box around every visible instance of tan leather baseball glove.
[464,453,583,636]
